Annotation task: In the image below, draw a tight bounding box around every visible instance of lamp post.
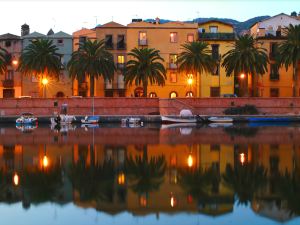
[41,77,48,98]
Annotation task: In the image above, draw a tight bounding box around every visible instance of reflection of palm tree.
[125,148,166,195]
[179,167,219,201]
[274,171,300,215]
[22,164,63,204]
[69,160,115,202]
[222,164,267,205]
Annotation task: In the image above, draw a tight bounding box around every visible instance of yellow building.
[198,21,235,97]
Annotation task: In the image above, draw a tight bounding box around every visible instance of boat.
[161,115,205,124]
[50,114,76,125]
[208,116,233,123]
[121,117,143,127]
[16,112,38,124]
[247,117,295,123]
[81,115,100,124]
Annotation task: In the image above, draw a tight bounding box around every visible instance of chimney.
[155,17,160,24]
[21,24,30,36]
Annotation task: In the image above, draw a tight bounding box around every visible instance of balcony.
[198,32,235,40]
[105,42,114,50]
[2,79,14,88]
[117,63,125,70]
[138,39,148,46]
[117,42,126,50]
[169,62,177,69]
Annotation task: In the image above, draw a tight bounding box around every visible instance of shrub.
[223,104,259,115]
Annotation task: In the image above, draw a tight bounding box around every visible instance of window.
[211,44,219,61]
[210,87,220,97]
[149,92,157,97]
[170,32,178,43]
[186,91,194,97]
[5,70,14,80]
[57,39,64,45]
[117,55,125,69]
[270,88,279,97]
[270,63,279,80]
[209,26,218,33]
[270,42,278,60]
[105,35,113,49]
[117,35,125,49]
[139,32,147,45]
[117,74,125,89]
[169,54,177,69]
[170,91,178,98]
[5,41,11,47]
[187,34,194,42]
[79,36,86,44]
[170,72,177,83]
[210,144,220,151]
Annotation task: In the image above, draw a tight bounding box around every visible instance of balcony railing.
[105,81,125,90]
[117,63,125,70]
[2,79,14,88]
[199,32,235,40]
[117,42,126,50]
[105,43,114,50]
[138,39,148,46]
[270,73,280,81]
[169,63,177,69]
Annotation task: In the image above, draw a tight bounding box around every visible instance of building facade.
[22,26,73,98]
[0,33,22,98]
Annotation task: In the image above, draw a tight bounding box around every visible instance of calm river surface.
[0,123,300,225]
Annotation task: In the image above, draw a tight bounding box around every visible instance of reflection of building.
[250,13,300,97]
[21,24,73,98]
[0,33,22,97]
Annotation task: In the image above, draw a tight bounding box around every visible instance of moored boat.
[50,114,76,125]
[161,115,205,124]
[81,115,100,124]
[16,113,38,124]
[208,116,233,123]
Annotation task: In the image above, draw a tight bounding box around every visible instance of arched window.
[134,87,144,97]
[170,91,178,98]
[149,92,157,98]
[56,91,65,98]
[186,91,194,97]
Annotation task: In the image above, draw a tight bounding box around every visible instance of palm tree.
[177,41,216,82]
[277,24,300,97]
[222,34,269,97]
[18,39,62,78]
[0,47,8,75]
[67,39,115,97]
[125,48,166,97]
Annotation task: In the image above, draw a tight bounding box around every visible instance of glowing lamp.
[42,78,49,85]
[240,73,245,79]
[118,173,125,185]
[240,153,245,165]
[43,155,49,168]
[187,154,193,168]
[13,173,19,186]
[170,196,177,207]
[12,59,18,66]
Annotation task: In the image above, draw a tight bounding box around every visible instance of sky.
[0,0,299,35]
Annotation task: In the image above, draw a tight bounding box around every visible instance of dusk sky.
[0,0,299,35]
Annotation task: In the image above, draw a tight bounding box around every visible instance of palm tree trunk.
[143,82,148,97]
[293,64,298,97]
[90,76,94,97]
[251,74,258,97]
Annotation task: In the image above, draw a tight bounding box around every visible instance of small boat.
[50,114,76,125]
[16,112,38,124]
[81,115,100,124]
[208,116,233,123]
[161,115,205,124]
[247,117,295,123]
[121,117,143,127]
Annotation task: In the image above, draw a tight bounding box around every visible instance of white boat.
[16,113,38,124]
[208,116,233,123]
[50,114,76,125]
[161,115,205,124]
[121,117,143,127]
[81,115,100,124]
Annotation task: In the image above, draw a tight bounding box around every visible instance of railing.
[105,43,114,49]
[2,79,14,88]
[105,81,125,90]
[270,73,280,81]
[117,63,125,70]
[117,42,126,50]
[138,39,148,46]
[199,32,235,40]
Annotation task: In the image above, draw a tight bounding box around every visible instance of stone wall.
[0,97,300,116]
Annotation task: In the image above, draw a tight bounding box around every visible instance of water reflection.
[0,125,299,224]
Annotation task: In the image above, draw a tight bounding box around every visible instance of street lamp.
[12,57,18,66]
[240,73,245,79]
[41,77,48,98]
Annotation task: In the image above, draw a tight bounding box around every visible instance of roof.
[249,13,300,29]
[127,21,197,29]
[0,33,21,40]
[198,20,234,27]
[48,31,72,38]
[22,31,46,39]
[97,21,126,28]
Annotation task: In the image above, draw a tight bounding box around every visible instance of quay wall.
[0,97,300,116]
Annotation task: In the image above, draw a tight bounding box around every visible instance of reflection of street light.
[240,153,245,165]
[13,173,19,186]
[43,155,49,168]
[187,154,193,168]
[42,77,48,98]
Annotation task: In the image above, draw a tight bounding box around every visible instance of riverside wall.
[0,97,300,116]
